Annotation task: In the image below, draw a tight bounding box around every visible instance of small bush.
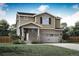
[13,40,26,44]
[32,42,43,44]
[9,33,20,40]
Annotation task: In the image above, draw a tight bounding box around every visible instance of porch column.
[26,33,29,41]
[21,28,24,40]
[26,33,31,43]
[37,28,40,41]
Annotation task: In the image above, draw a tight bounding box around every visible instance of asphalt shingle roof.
[17,12,35,15]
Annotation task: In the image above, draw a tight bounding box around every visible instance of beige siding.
[16,15,20,36]
[55,19,60,29]
[19,17,35,26]
[16,15,35,36]
[35,13,55,29]
[17,13,61,29]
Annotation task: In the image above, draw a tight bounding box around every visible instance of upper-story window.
[40,17,51,25]
[40,17,42,24]
[49,18,51,24]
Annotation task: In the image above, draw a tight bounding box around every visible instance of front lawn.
[0,44,79,56]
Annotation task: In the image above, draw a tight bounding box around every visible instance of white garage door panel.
[41,35,60,42]
[40,30,62,42]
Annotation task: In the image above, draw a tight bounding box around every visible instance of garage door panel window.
[54,34,59,36]
[49,34,59,36]
[50,34,53,36]
[45,34,59,37]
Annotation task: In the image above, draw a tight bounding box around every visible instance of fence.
[69,36,79,42]
[0,36,12,43]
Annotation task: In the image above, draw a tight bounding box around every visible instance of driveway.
[46,43,79,51]
[28,43,79,51]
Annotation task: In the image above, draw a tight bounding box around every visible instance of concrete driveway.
[46,43,79,51]
[28,43,79,51]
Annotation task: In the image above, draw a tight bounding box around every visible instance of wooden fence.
[0,36,12,43]
[69,36,79,42]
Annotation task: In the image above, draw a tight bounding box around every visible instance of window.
[40,17,42,24]
[42,18,49,24]
[49,18,51,24]
[40,17,51,25]
[42,17,49,25]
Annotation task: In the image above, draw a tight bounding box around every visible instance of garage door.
[40,29,61,42]
[41,34,60,42]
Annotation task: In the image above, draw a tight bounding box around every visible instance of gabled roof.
[34,12,54,17]
[17,12,61,19]
[34,12,61,19]
[17,12,35,15]
[20,22,42,28]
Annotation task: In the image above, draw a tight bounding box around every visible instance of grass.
[0,43,79,56]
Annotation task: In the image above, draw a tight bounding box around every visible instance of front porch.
[19,23,41,43]
[23,28,40,43]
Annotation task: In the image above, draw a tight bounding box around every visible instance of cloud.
[0,3,6,6]
[61,11,79,26]
[29,5,49,13]
[72,4,79,10]
[37,5,49,12]
[0,10,6,16]
[0,3,8,19]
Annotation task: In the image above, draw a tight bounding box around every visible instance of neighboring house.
[16,12,63,43]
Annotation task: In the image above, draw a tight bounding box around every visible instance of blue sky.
[0,3,79,26]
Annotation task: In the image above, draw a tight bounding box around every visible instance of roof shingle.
[17,12,35,15]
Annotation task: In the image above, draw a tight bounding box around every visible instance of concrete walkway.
[46,43,79,51]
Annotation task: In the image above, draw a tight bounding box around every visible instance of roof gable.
[35,12,54,17]
[20,22,42,28]
[34,12,61,19]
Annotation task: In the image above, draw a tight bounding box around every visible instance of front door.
[24,28,38,42]
[29,29,37,42]
[24,28,29,41]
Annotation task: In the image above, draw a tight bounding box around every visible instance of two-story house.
[16,12,63,43]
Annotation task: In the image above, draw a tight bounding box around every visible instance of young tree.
[9,24,16,35]
[61,23,69,40]
[73,21,79,36]
[61,23,67,29]
[0,19,9,36]
[0,19,9,30]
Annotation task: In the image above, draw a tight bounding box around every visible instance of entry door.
[29,29,37,42]
[24,28,29,41]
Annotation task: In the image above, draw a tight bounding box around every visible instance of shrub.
[13,40,26,44]
[9,33,20,40]
[32,41,43,44]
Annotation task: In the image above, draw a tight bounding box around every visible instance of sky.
[0,3,79,26]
